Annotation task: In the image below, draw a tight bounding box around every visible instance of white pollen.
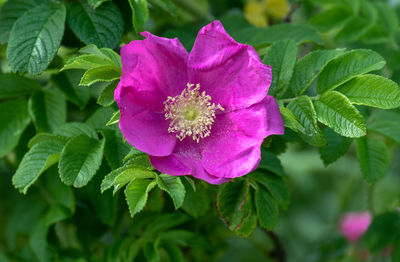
[164,83,224,143]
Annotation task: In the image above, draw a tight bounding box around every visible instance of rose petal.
[201,96,283,179]
[116,32,188,112]
[188,20,271,111]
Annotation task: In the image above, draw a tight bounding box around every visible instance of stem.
[267,231,286,262]
[368,184,375,215]
[280,95,320,104]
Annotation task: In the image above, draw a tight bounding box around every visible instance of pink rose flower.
[114,20,284,184]
[339,211,372,243]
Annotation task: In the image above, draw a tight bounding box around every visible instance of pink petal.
[202,96,284,179]
[117,84,177,157]
[339,211,372,243]
[188,20,271,111]
[116,32,188,112]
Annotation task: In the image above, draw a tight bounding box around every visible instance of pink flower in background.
[114,20,284,184]
[339,211,372,243]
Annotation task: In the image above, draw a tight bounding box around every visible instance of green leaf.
[338,74,400,109]
[355,136,390,184]
[319,128,352,166]
[317,49,386,94]
[290,49,345,96]
[314,91,366,138]
[98,81,118,107]
[162,243,184,262]
[250,171,290,209]
[234,212,257,238]
[79,44,122,68]
[393,235,400,262]
[156,174,186,209]
[50,70,91,109]
[55,122,98,139]
[88,0,110,8]
[0,0,50,43]
[101,129,131,170]
[125,179,156,217]
[79,66,121,86]
[6,3,66,75]
[28,133,68,148]
[335,16,371,43]
[67,0,124,48]
[85,107,115,131]
[309,7,352,32]
[28,89,66,133]
[0,74,40,98]
[12,140,65,194]
[128,0,149,33]
[106,110,120,126]
[279,107,305,133]
[368,110,400,143]
[0,99,30,157]
[143,242,160,262]
[373,2,398,37]
[182,186,209,218]
[262,40,297,98]
[232,24,323,46]
[287,96,326,146]
[255,184,279,230]
[101,164,155,193]
[149,0,176,17]
[258,148,285,176]
[59,135,105,187]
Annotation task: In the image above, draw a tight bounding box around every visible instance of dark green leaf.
[59,135,105,187]
[101,129,130,169]
[28,133,68,148]
[258,148,285,176]
[319,128,352,166]
[355,136,390,184]
[67,0,124,48]
[55,122,98,139]
[255,184,279,230]
[7,3,66,75]
[98,81,118,107]
[335,17,371,43]
[143,242,160,262]
[0,74,40,98]
[182,186,209,218]
[162,243,184,262]
[393,235,400,262]
[0,99,30,157]
[314,91,366,137]
[368,110,400,143]
[128,0,149,33]
[309,7,352,31]
[125,179,156,217]
[86,107,115,131]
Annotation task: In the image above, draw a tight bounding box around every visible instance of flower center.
[164,83,224,142]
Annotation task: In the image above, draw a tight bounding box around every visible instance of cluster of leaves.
[1,0,400,261]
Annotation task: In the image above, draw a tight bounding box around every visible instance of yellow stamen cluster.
[164,83,224,143]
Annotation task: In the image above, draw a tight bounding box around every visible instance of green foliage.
[128,0,149,33]
[319,128,352,166]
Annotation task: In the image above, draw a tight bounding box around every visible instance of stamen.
[164,83,224,143]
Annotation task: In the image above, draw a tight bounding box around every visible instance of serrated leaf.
[319,128,352,166]
[59,135,105,187]
[232,24,322,46]
[314,91,366,138]
[128,0,149,33]
[79,66,121,86]
[55,122,98,139]
[317,49,386,94]
[12,140,65,194]
[97,81,117,107]
[287,96,326,146]
[0,0,50,43]
[262,40,297,98]
[28,133,68,148]
[7,3,66,75]
[157,174,186,209]
[290,49,345,96]
[106,110,120,126]
[101,129,131,170]
[258,148,285,176]
[250,171,290,209]
[51,70,91,109]
[101,164,155,193]
[368,110,400,143]
[0,99,31,157]
[355,136,390,184]
[125,179,156,217]
[279,107,305,133]
[255,184,279,230]
[234,211,257,238]
[0,74,41,98]
[67,0,123,48]
[338,74,400,109]
[85,107,115,131]
[28,89,66,133]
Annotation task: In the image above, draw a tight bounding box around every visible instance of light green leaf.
[79,66,121,86]
[319,128,352,166]
[279,107,305,133]
[317,49,386,94]
[338,74,400,109]
[98,81,118,107]
[106,110,120,126]
[101,129,131,170]
[12,140,65,194]
[28,133,68,148]
[262,40,297,98]
[59,135,105,187]
[128,0,149,33]
[287,96,326,146]
[368,110,400,143]
[255,184,279,230]
[67,0,124,48]
[355,136,390,184]
[0,99,31,157]
[290,49,345,96]
[314,91,366,137]
[55,122,98,139]
[28,89,66,133]
[0,74,40,98]
[6,3,66,75]
[157,174,186,209]
[125,179,156,217]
